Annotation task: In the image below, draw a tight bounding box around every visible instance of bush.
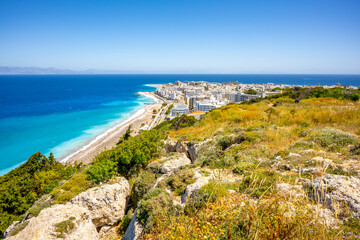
[198,182,228,200]
[86,158,117,184]
[51,173,91,204]
[350,144,360,155]
[166,169,195,195]
[216,135,233,150]
[27,202,52,217]
[233,161,257,174]
[131,171,156,206]
[137,188,173,230]
[309,128,357,149]
[289,140,316,151]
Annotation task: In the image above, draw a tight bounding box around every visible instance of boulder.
[159,153,191,174]
[6,204,98,240]
[71,177,130,227]
[121,208,143,240]
[312,174,360,217]
[164,140,177,153]
[175,142,188,153]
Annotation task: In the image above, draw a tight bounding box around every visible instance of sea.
[1,74,359,175]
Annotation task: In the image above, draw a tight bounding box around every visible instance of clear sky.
[0,0,359,74]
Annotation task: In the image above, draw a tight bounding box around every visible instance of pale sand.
[62,92,163,165]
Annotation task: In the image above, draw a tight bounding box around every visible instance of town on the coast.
[154,80,356,119]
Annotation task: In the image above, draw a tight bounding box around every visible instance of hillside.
[1,92,360,239]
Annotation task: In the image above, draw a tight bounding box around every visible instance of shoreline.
[61,91,163,165]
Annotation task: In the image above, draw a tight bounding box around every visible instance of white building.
[195,100,226,112]
[171,103,190,117]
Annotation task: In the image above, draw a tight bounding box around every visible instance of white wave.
[59,106,147,163]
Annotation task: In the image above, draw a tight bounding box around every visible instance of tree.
[117,125,133,145]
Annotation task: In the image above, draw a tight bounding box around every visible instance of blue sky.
[0,0,359,73]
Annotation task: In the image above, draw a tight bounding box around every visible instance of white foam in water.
[59,92,155,163]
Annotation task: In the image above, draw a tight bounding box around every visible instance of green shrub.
[131,171,156,206]
[27,202,52,217]
[54,217,76,238]
[309,128,357,149]
[198,182,228,200]
[184,182,228,215]
[289,140,316,151]
[233,162,257,174]
[118,209,134,234]
[51,173,91,204]
[86,158,117,184]
[216,135,233,150]
[137,188,173,230]
[350,144,360,155]
[166,169,195,195]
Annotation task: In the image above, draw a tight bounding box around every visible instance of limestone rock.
[164,140,177,153]
[187,142,200,162]
[122,208,143,240]
[6,204,98,240]
[175,142,188,153]
[71,177,130,227]
[312,156,333,168]
[3,221,20,238]
[159,153,191,174]
[312,174,360,217]
[181,172,210,204]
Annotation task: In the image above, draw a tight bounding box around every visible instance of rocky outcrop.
[122,208,143,240]
[159,153,191,174]
[181,172,210,204]
[187,142,200,162]
[312,174,360,217]
[6,178,130,240]
[71,177,130,227]
[6,204,98,240]
[164,140,177,153]
[164,139,206,163]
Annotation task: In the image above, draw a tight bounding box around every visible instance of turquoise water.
[1,74,359,175]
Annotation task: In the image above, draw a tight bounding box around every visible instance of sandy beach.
[62,91,164,165]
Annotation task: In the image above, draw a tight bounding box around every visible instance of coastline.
[61,91,163,165]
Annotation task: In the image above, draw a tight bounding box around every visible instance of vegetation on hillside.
[0,152,80,236]
[1,87,360,239]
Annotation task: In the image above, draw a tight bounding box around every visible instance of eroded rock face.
[164,140,177,153]
[159,153,191,174]
[6,204,99,240]
[6,178,130,240]
[121,208,143,240]
[312,174,360,217]
[187,142,200,162]
[71,177,130,227]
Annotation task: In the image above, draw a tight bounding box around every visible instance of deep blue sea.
[0,74,359,175]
